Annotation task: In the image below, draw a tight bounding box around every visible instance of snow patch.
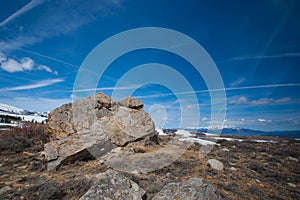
[178,137,218,146]
[250,139,277,143]
[175,129,193,137]
[156,128,167,136]
[0,103,24,114]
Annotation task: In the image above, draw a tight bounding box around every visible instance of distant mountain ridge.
[184,128,300,139]
[0,103,25,115]
[0,102,47,125]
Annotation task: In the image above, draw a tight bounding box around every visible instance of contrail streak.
[135,83,300,99]
[0,0,45,27]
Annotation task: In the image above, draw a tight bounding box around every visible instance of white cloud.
[250,98,273,105]
[258,118,267,122]
[0,78,64,92]
[201,117,209,121]
[230,77,245,87]
[0,57,34,73]
[274,97,291,104]
[0,52,58,75]
[37,65,58,75]
[229,97,248,105]
[229,96,292,106]
[258,118,272,123]
[0,52,6,62]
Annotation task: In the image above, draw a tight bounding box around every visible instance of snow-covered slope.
[0,103,24,114]
[0,102,47,126]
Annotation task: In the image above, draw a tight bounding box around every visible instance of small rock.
[12,181,24,188]
[288,183,296,188]
[17,165,27,170]
[229,167,237,171]
[229,162,237,166]
[0,174,9,178]
[288,156,298,162]
[220,148,229,152]
[0,186,12,194]
[99,159,105,165]
[22,151,38,159]
[207,159,224,171]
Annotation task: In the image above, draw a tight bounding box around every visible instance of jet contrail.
[0,0,45,27]
[0,78,64,92]
[135,83,300,99]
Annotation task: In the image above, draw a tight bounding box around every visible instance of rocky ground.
[0,93,299,199]
[0,130,299,199]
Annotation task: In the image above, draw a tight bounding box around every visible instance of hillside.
[0,103,47,127]
[0,127,299,199]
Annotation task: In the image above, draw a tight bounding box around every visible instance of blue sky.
[0,0,300,131]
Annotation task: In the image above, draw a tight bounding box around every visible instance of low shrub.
[0,122,49,153]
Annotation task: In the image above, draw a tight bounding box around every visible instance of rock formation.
[152,178,221,200]
[39,92,223,199]
[79,169,146,200]
[44,92,157,170]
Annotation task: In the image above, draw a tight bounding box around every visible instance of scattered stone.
[0,186,12,195]
[288,183,296,188]
[229,167,237,171]
[12,181,24,188]
[79,169,146,200]
[152,178,221,200]
[17,165,27,170]
[288,156,298,162]
[220,148,229,152]
[228,162,237,166]
[207,159,224,171]
[22,151,39,159]
[0,174,9,178]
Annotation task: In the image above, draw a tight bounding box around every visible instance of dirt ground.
[0,127,299,199]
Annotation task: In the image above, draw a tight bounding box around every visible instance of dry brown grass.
[0,122,49,153]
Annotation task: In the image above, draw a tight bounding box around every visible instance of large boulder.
[152,178,222,200]
[44,92,157,170]
[46,92,114,140]
[79,169,146,200]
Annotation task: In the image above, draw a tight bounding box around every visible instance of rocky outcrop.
[152,178,221,200]
[43,92,157,170]
[118,96,143,109]
[43,135,114,171]
[79,169,146,200]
